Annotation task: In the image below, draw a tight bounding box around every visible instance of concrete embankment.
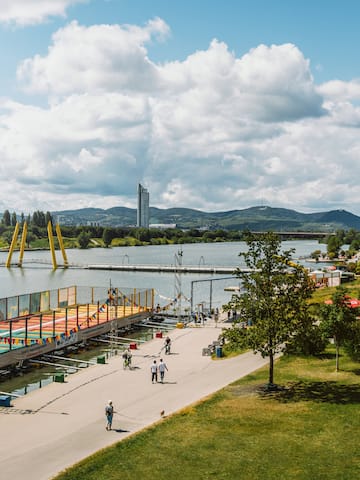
[87,264,239,273]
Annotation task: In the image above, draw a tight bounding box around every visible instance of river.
[0,239,324,313]
[0,239,325,396]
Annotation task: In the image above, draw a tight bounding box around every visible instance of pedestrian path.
[0,320,268,480]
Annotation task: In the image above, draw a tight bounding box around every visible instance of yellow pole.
[132,288,136,315]
[18,221,28,267]
[56,223,68,267]
[47,221,57,269]
[5,222,20,268]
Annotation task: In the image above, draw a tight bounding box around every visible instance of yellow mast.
[18,221,28,267]
[47,221,57,269]
[56,223,68,268]
[5,222,20,268]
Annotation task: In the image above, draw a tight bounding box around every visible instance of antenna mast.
[174,248,183,322]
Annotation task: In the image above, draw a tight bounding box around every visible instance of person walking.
[158,358,168,383]
[105,400,114,431]
[151,360,158,383]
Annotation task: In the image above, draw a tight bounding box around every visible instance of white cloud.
[318,79,360,102]
[17,18,169,95]
[2,17,360,215]
[0,0,86,26]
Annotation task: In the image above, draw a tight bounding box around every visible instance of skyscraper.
[137,183,149,227]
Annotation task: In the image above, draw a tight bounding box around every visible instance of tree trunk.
[269,351,274,385]
[335,340,339,372]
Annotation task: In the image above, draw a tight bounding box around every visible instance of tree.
[2,209,10,226]
[327,235,342,258]
[319,286,358,371]
[225,231,314,387]
[45,211,53,225]
[102,228,114,247]
[11,212,17,226]
[77,230,91,249]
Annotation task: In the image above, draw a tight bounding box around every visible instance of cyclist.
[164,336,171,355]
[122,348,132,369]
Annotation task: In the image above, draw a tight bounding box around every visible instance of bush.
[221,325,250,352]
[286,324,328,356]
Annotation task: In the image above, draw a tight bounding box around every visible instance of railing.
[0,285,154,356]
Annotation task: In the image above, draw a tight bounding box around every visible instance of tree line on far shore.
[0,209,247,249]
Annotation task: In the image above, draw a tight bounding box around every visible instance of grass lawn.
[55,347,360,480]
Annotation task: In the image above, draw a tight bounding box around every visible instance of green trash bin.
[53,373,65,383]
[215,346,223,358]
[97,355,106,364]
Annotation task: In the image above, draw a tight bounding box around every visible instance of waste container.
[155,331,163,338]
[129,342,137,350]
[97,355,106,364]
[0,395,11,407]
[215,346,223,358]
[53,373,65,383]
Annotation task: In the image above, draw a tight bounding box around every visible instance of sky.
[1,0,360,216]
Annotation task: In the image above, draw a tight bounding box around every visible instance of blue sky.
[1,0,360,215]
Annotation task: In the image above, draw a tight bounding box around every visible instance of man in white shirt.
[158,358,168,383]
[151,360,158,383]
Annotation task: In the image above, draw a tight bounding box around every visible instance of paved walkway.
[0,320,268,480]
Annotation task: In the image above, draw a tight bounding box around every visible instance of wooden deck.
[0,303,151,368]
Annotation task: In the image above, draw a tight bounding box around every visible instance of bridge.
[252,231,333,239]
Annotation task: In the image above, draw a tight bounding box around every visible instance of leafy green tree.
[11,212,17,226]
[77,231,91,249]
[133,228,150,242]
[344,321,360,361]
[319,286,358,371]
[286,313,327,356]
[224,231,314,387]
[32,210,46,227]
[221,325,249,352]
[102,228,114,247]
[26,232,36,248]
[327,235,342,258]
[3,209,10,226]
[45,211,53,225]
[310,249,322,261]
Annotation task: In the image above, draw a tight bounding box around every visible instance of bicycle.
[123,355,132,369]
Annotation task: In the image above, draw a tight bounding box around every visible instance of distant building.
[149,223,177,229]
[137,183,149,227]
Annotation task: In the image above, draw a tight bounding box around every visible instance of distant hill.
[51,205,360,232]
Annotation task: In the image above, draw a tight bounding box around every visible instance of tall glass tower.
[137,183,149,227]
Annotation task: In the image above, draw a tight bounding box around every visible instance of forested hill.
[51,205,360,232]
